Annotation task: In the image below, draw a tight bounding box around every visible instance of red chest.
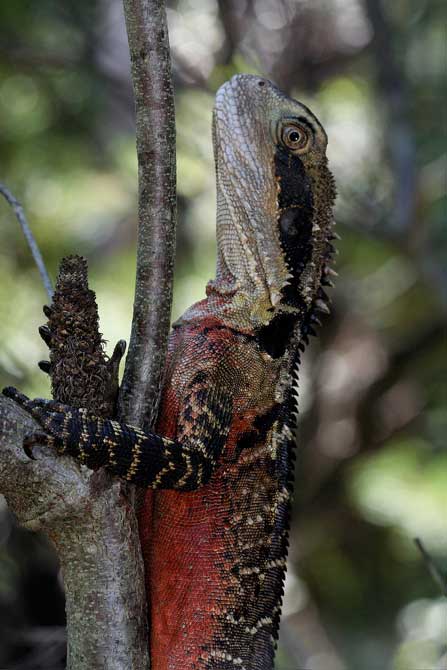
[137,319,282,669]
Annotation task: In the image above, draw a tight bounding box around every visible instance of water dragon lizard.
[3,74,337,670]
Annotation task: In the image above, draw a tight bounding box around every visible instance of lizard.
[3,74,337,670]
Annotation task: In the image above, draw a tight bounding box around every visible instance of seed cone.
[44,255,124,417]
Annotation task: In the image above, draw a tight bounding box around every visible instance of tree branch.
[414,538,447,598]
[0,397,150,670]
[0,182,53,300]
[119,0,177,429]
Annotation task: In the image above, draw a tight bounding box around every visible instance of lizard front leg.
[2,375,233,491]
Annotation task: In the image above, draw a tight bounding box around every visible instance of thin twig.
[119,0,177,430]
[0,183,53,299]
[414,537,447,597]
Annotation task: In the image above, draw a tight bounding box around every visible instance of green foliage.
[348,439,447,553]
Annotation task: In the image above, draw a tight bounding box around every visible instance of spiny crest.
[298,222,340,353]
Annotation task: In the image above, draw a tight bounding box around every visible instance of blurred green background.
[0,1,446,668]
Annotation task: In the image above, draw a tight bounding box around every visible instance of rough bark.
[119,0,177,429]
[0,397,149,670]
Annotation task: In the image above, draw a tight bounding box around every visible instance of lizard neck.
[200,150,335,341]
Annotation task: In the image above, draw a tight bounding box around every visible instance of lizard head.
[210,74,336,330]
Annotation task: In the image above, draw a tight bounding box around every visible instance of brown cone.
[46,255,121,417]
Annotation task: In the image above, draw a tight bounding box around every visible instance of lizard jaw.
[212,76,294,326]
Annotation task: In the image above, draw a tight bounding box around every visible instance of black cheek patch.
[255,147,315,357]
[257,312,297,358]
[275,145,314,308]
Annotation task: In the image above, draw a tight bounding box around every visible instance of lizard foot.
[2,387,70,458]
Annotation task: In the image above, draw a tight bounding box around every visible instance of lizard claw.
[38,360,51,374]
[23,431,55,460]
[38,325,52,347]
[110,339,127,364]
[107,339,126,377]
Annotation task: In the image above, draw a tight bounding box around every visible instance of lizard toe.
[23,431,54,459]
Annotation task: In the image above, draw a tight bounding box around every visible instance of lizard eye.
[281,124,309,152]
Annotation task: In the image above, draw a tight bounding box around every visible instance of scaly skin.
[4,74,336,669]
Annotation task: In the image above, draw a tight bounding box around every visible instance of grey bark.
[119,0,177,429]
[0,397,150,670]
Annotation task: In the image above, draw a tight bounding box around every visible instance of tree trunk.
[0,399,149,670]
